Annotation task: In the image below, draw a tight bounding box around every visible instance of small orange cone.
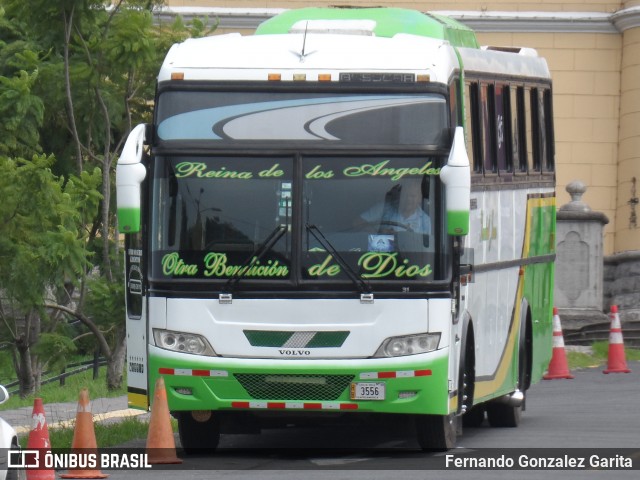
[60,389,108,479]
[603,305,632,374]
[544,307,574,380]
[26,398,55,480]
[146,377,182,464]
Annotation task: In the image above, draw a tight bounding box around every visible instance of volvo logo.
[278,349,311,356]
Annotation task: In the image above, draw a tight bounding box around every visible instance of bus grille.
[234,373,354,401]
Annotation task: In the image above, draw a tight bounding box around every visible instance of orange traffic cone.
[146,377,182,464]
[603,305,632,374]
[60,389,108,479]
[543,307,574,380]
[26,398,55,480]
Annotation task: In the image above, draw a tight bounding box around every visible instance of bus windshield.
[151,156,450,288]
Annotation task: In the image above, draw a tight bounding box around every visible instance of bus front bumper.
[146,346,452,416]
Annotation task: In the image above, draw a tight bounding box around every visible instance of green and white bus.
[117,7,555,451]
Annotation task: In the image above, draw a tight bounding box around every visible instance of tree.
[0,0,216,392]
[0,155,101,397]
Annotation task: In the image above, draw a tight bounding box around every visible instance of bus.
[116,7,555,451]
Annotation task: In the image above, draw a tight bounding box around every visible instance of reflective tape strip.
[359,369,432,379]
[609,331,624,344]
[552,333,565,348]
[231,401,358,411]
[159,368,228,377]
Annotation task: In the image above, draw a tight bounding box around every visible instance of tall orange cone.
[146,377,182,464]
[60,389,108,479]
[544,307,574,380]
[603,305,632,374]
[26,398,55,480]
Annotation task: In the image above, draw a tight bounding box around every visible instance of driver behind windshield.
[357,178,431,234]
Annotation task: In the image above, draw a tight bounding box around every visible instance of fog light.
[175,387,193,395]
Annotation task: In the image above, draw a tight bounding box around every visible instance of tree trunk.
[16,338,35,398]
[106,328,126,391]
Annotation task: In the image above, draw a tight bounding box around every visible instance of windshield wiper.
[219,224,287,302]
[305,223,373,302]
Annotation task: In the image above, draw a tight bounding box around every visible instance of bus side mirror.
[116,124,148,233]
[439,126,470,236]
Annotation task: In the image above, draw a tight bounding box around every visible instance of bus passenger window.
[481,83,496,174]
[495,84,509,172]
[531,88,544,173]
[543,89,555,172]
[524,88,536,173]
[512,87,527,172]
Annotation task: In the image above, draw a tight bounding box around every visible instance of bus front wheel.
[415,414,457,451]
[177,410,221,454]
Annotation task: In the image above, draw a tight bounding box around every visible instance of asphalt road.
[104,361,640,479]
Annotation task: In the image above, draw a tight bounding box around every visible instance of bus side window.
[495,84,510,172]
[526,88,544,174]
[512,86,527,173]
[543,88,555,172]
[481,83,497,174]
[521,88,534,173]
[466,81,482,174]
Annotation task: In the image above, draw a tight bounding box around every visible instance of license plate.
[350,382,385,400]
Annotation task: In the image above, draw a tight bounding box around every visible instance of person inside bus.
[357,178,431,235]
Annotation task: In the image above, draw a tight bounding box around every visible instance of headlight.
[153,329,217,356]
[374,333,440,358]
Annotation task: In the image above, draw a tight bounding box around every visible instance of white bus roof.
[158,32,461,83]
[159,33,550,85]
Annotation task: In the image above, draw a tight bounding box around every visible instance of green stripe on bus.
[256,8,479,48]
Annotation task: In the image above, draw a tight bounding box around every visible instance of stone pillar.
[554,181,609,340]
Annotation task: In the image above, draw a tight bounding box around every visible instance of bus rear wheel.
[415,414,457,451]
[177,410,221,454]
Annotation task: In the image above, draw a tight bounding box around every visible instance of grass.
[566,341,640,369]
[0,366,126,411]
[17,417,162,449]
[1,366,176,450]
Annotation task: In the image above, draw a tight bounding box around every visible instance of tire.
[177,411,221,454]
[415,414,457,451]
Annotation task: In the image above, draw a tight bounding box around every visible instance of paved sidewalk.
[0,395,149,435]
